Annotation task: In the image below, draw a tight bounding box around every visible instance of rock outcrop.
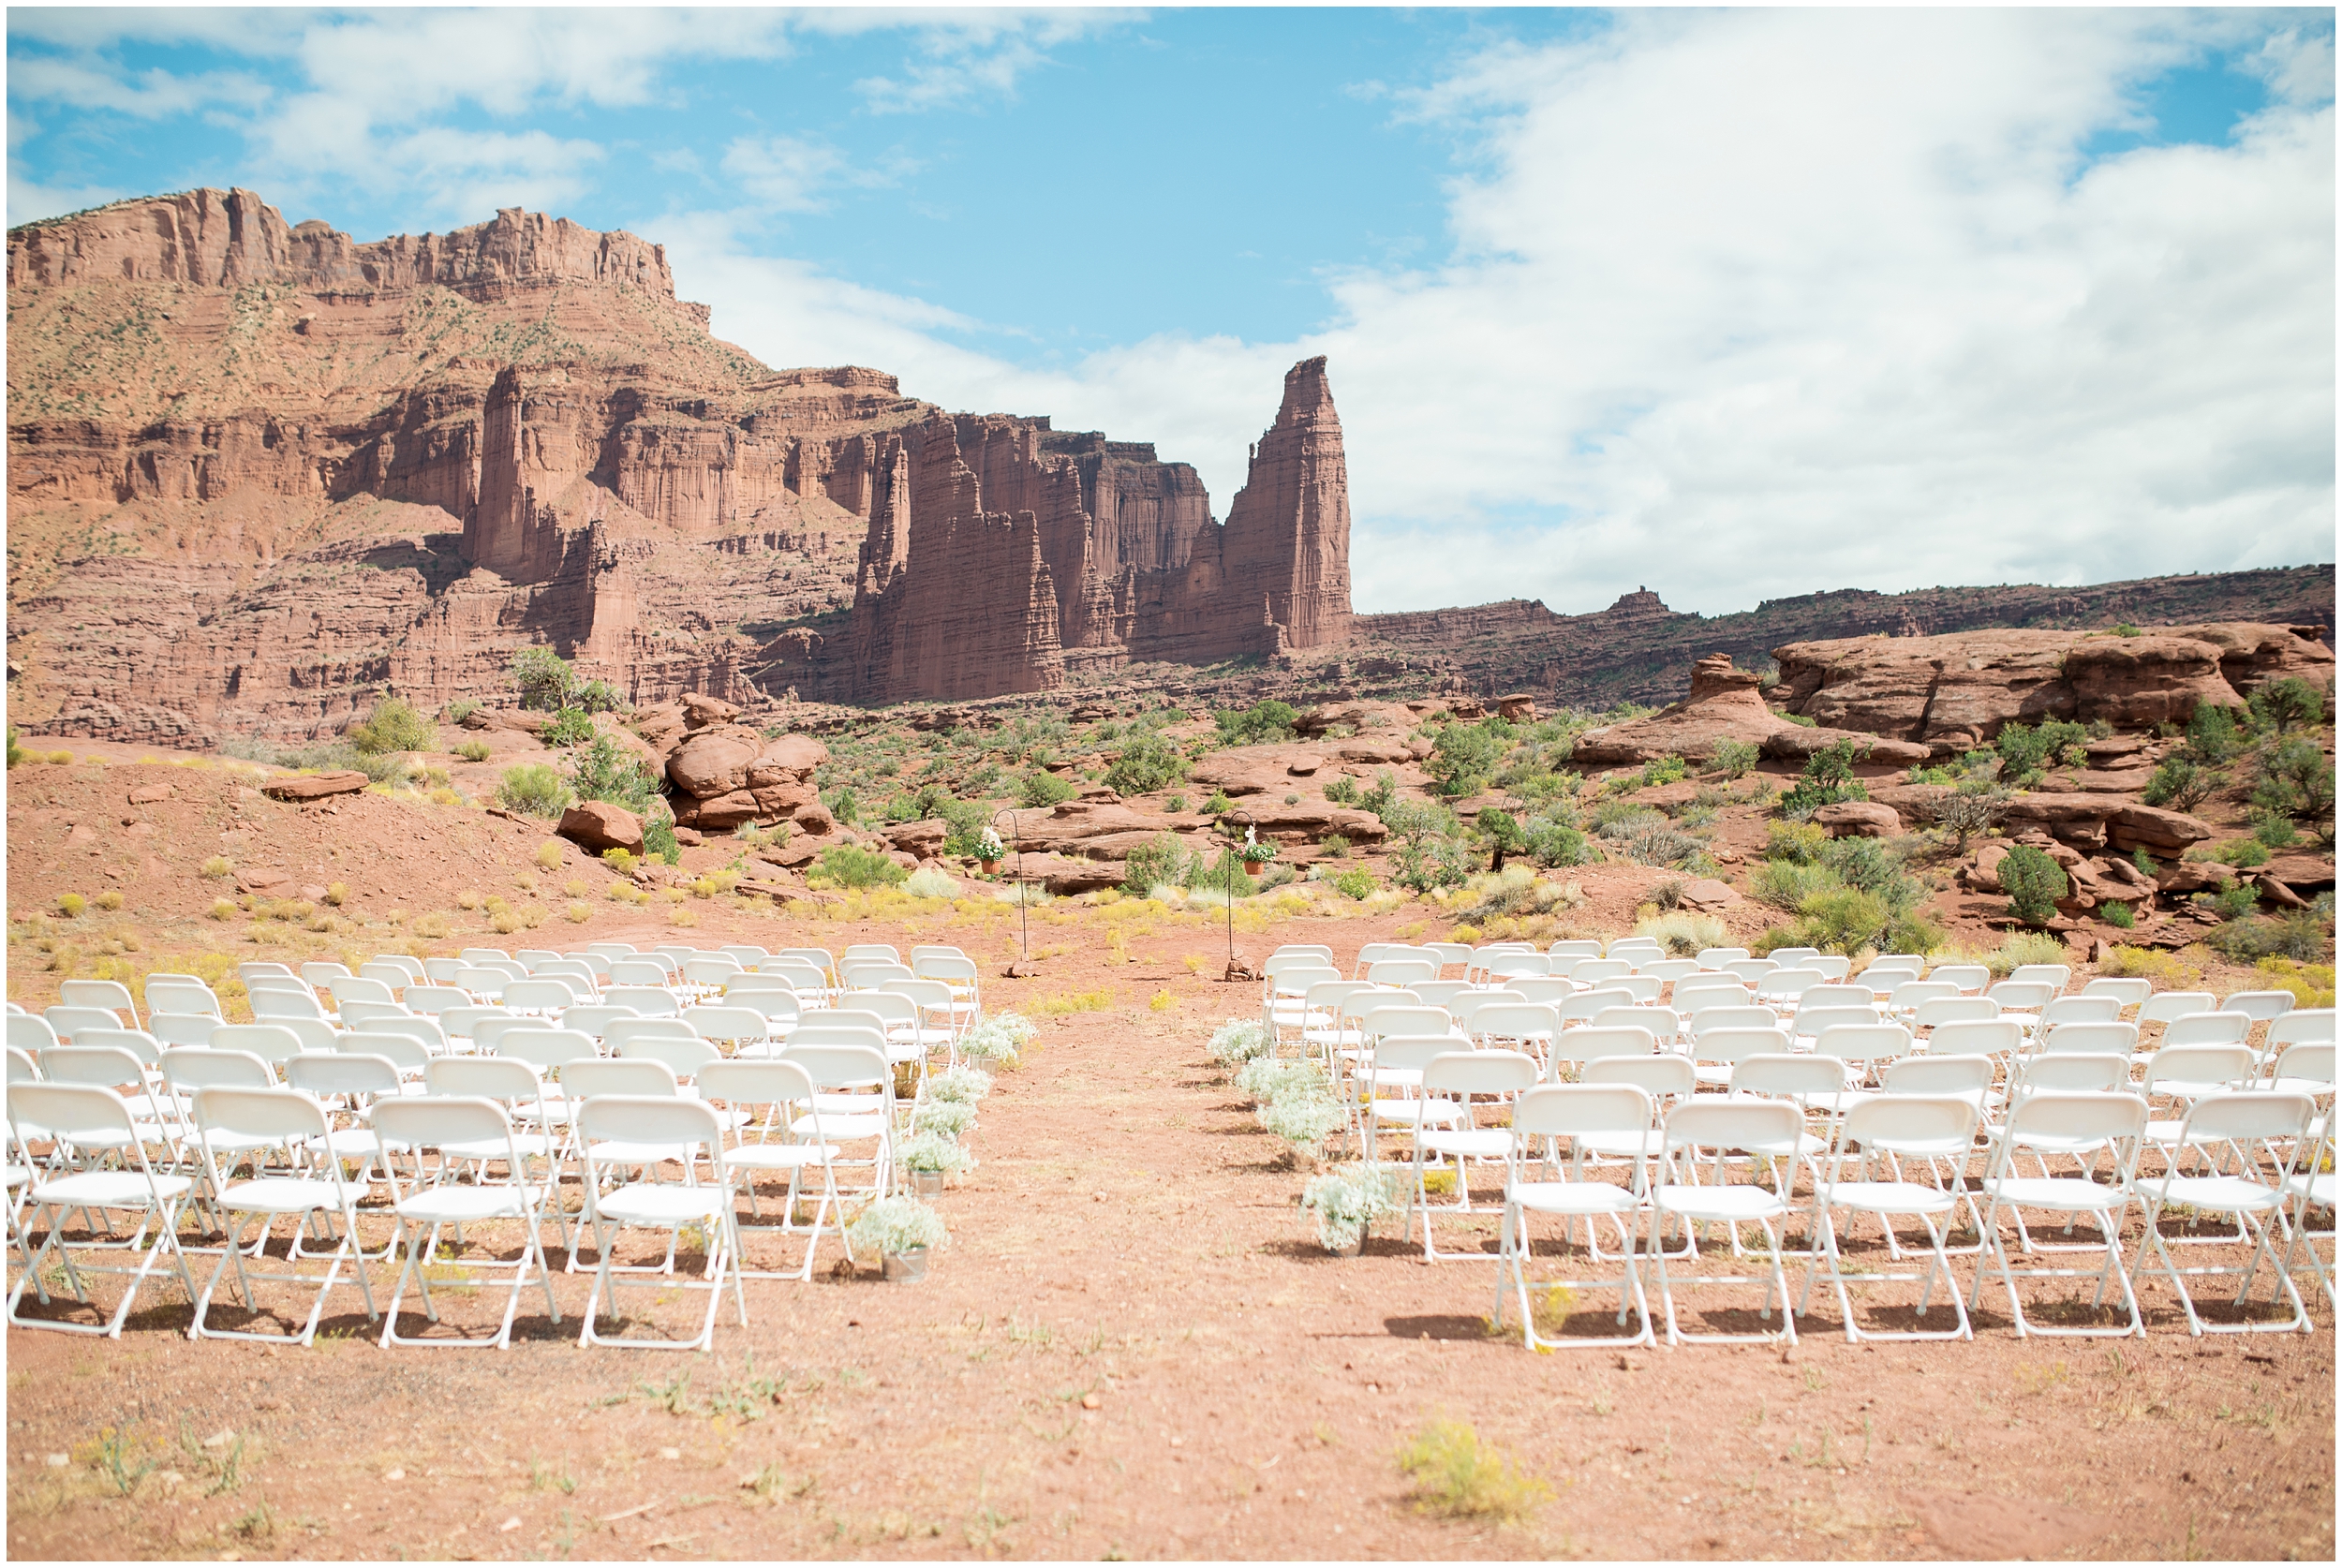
[1570,654,1929,767]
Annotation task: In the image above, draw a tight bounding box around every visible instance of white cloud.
[845,8,1141,112]
[664,9,2331,617]
[720,135,905,214]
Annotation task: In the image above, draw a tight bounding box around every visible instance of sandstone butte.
[5,186,2335,748]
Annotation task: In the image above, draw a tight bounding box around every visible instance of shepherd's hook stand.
[1221,806,1255,978]
[991,806,1030,968]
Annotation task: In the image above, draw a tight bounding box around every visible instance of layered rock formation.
[7,189,1355,738]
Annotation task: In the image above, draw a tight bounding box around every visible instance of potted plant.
[977,825,1004,875]
[1300,1163,1402,1257]
[897,1131,971,1196]
[959,1011,1036,1069]
[926,1064,994,1104]
[849,1194,949,1282]
[912,1098,976,1141]
[1237,825,1278,869]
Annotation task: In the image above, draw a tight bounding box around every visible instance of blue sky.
[7,8,2335,615]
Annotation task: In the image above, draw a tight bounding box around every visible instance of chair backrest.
[239,961,298,982]
[472,1015,555,1054]
[1358,1004,1452,1042]
[1849,966,1908,998]
[2011,1054,2130,1094]
[558,1003,640,1043]
[788,1022,891,1052]
[1424,941,1475,973]
[459,947,512,966]
[1926,963,1989,995]
[337,999,413,1028]
[778,947,837,977]
[72,1028,162,1069]
[2140,991,2217,1025]
[371,1094,524,1161]
[43,1005,126,1043]
[59,979,137,1020]
[148,1013,222,1049]
[841,942,901,964]
[616,1034,720,1080]
[299,962,353,989]
[2174,1089,2315,1150]
[1570,959,1629,987]
[2221,989,2297,1022]
[287,1050,402,1100]
[334,1031,425,1077]
[1762,970,1826,1003]
[2162,1013,2252,1049]
[1409,980,1475,1012]
[1560,988,1633,1025]
[368,954,428,984]
[1550,1025,1658,1064]
[1268,966,1342,1001]
[1725,959,1778,984]
[586,942,640,959]
[161,1047,277,1091]
[682,956,745,987]
[352,1013,446,1053]
[1264,951,1330,982]
[610,958,673,986]
[1925,1018,2023,1058]
[8,1081,141,1148]
[1789,1007,1877,1040]
[6,1046,38,1083]
[1509,977,1578,1007]
[840,960,913,989]
[514,949,562,972]
[1672,979,1750,1014]
[1688,1005,1776,1039]
[452,967,511,1000]
[1794,955,1853,982]
[1730,1053,1848,1101]
[1484,954,1550,981]
[683,1005,773,1044]
[7,1014,61,1055]
[1580,1053,1695,1100]
[1913,997,2001,1030]
[575,1095,722,1163]
[1768,946,1820,964]
[1663,1097,1804,1158]
[424,1055,548,1104]
[842,991,917,1028]
[1691,1026,1791,1065]
[2269,1010,2336,1047]
[1369,1034,1467,1075]
[327,975,397,1009]
[398,985,469,1018]
[422,957,464,984]
[2007,963,2070,990]
[720,945,774,967]
[2038,1021,2138,1057]
[1800,984,1874,1012]
[600,986,681,1018]
[1468,1002,1562,1045]
[1547,939,1603,959]
[494,1028,599,1076]
[780,1043,890,1091]
[2080,976,2152,1010]
[501,979,581,1014]
[912,954,980,984]
[606,1016,701,1053]
[1638,958,1699,984]
[36,1045,149,1089]
[563,1058,680,1099]
[1890,981,1960,1013]
[1423,1049,1539,1099]
[1813,1023,1913,1063]
[1366,958,1438,988]
[1995,1089,2145,1161]
[246,987,326,1024]
[1879,1054,1994,1099]
[145,981,223,1018]
[2142,1045,2256,1094]
[1695,947,1750,969]
[210,1023,304,1068]
[1837,1094,1978,1159]
[1591,1006,1680,1042]
[535,958,600,987]
[2039,996,2122,1028]
[697,1058,817,1117]
[2270,1043,2336,1089]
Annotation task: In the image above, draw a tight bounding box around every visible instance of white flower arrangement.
[1234,1055,1319,1106]
[912,1099,976,1140]
[1300,1162,1403,1251]
[1238,825,1278,864]
[1262,1089,1342,1155]
[978,825,1004,859]
[926,1065,994,1104]
[847,1194,949,1256]
[959,1011,1036,1067]
[898,1131,973,1176]
[1207,1018,1274,1067]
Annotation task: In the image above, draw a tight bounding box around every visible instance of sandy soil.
[4,750,2334,1561]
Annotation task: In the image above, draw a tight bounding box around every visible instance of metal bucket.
[883,1248,932,1284]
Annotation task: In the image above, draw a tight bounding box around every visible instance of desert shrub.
[2247,676,2328,734]
[57,894,85,918]
[2142,755,2220,812]
[2098,900,2135,929]
[200,855,234,880]
[96,890,124,911]
[453,738,492,763]
[511,647,575,711]
[1610,823,1706,870]
[2252,813,2300,850]
[1924,785,2011,851]
[1637,754,1689,790]
[2098,944,2202,990]
[1184,849,1262,898]
[2255,956,2337,1009]
[2252,735,2335,831]
[5,728,20,768]
[1428,720,1507,798]
[1994,719,2087,783]
[602,847,637,874]
[534,840,566,871]
[937,798,993,857]
[1999,845,2067,925]
[1359,770,1400,819]
[541,706,594,747]
[1103,732,1186,796]
[1318,834,1352,859]
[642,812,679,865]
[348,696,436,755]
[1635,910,1728,956]
[1397,1417,1551,1523]
[568,734,660,815]
[2207,883,2260,922]
[1521,816,1593,868]
[1214,700,1298,747]
[2198,837,2270,867]
[497,763,572,819]
[207,897,236,922]
[1327,867,1376,900]
[1017,770,1077,808]
[570,678,626,715]
[1322,775,1361,806]
[1778,739,1869,817]
[818,844,906,889]
[2203,911,2330,964]
[1750,859,1838,911]
[1709,738,1762,779]
[1122,833,1188,895]
[2186,703,2253,764]
[904,866,959,899]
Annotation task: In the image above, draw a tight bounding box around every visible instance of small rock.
[658,1447,682,1461]
[126,784,175,805]
[1081,1394,1102,1410]
[1090,1191,1106,1203]
[259,770,368,802]
[498,1516,522,1532]
[202,1429,235,1450]
[384,1468,405,1482]
[44,1453,67,1469]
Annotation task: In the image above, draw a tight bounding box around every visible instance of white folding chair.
[2039,996,2122,1030]
[2160,1013,2253,1051]
[602,985,681,1019]
[699,1058,851,1281]
[2221,990,2297,1024]
[2131,1092,2316,1336]
[1648,1099,1807,1346]
[327,976,399,1013]
[574,1096,746,1352]
[59,980,140,1028]
[502,979,580,1017]
[1688,1026,1790,1090]
[44,1006,129,1044]
[146,982,224,1021]
[683,1005,776,1057]
[187,1086,379,1344]
[1401,1050,1540,1262]
[2269,1010,2335,1049]
[1801,1095,1979,1342]
[1968,1091,2146,1339]
[1912,997,2000,1035]
[2007,964,2069,991]
[367,1096,562,1350]
[6,1082,198,1337]
[1498,1083,1655,1350]
[2140,992,2218,1029]
[2080,977,2152,1013]
[471,1016,554,1056]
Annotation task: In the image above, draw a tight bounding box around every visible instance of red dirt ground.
[4,750,2334,1561]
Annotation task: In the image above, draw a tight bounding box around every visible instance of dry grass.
[1394,1417,1552,1523]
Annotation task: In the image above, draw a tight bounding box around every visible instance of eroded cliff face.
[7,188,1356,738]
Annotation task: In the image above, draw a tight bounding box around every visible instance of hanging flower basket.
[1237,825,1278,866]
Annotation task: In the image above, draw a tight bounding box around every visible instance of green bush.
[1710,738,1761,779]
[1104,732,1187,796]
[1428,721,1507,798]
[1327,867,1376,900]
[2000,844,2067,925]
[1185,849,1260,897]
[2185,704,2252,765]
[1521,816,1593,868]
[2252,734,2335,827]
[1018,770,1077,808]
[1323,774,1362,806]
[541,706,595,747]
[823,785,859,826]
[2252,813,2300,850]
[444,698,480,724]
[511,647,575,712]
[818,844,907,888]
[497,763,573,819]
[2141,755,2220,812]
[1122,833,1188,895]
[1475,808,1526,868]
[1361,771,1400,818]
[1994,719,2087,783]
[1214,700,1298,747]
[1778,739,1869,816]
[2099,900,2135,929]
[453,738,493,763]
[2202,910,2329,963]
[2201,837,2270,867]
[939,798,993,857]
[1202,788,1236,816]
[348,696,437,755]
[2247,676,2328,734]
[569,733,660,814]
[1638,754,1689,790]
[5,727,20,768]
[570,678,626,715]
[644,812,681,865]
[1750,858,1840,911]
